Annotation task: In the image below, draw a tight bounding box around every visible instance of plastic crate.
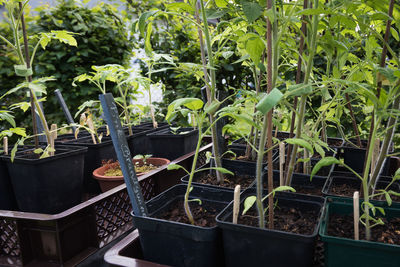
[0,143,212,266]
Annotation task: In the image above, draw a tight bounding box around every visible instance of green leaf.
[215,0,228,8]
[256,88,283,115]
[14,65,33,77]
[314,143,325,158]
[272,186,295,195]
[298,7,327,15]
[211,167,234,175]
[206,9,228,20]
[310,157,340,180]
[285,138,314,155]
[51,30,77,46]
[34,148,44,154]
[242,196,256,215]
[242,2,262,22]
[166,2,194,13]
[384,191,392,206]
[245,35,265,65]
[10,127,27,137]
[144,22,153,56]
[391,27,400,42]
[138,10,158,37]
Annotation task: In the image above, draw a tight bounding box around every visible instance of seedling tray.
[0,143,211,266]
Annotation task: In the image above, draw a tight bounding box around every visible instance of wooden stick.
[51,124,57,140]
[279,142,285,186]
[353,191,359,240]
[370,138,380,177]
[3,137,8,155]
[50,124,57,157]
[232,185,241,224]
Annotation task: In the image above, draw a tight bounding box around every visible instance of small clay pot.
[92,158,170,192]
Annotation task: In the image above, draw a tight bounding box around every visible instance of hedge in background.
[31,0,133,125]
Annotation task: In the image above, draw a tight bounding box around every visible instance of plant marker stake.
[55,89,77,133]
[50,124,57,157]
[3,137,8,155]
[371,138,380,177]
[99,93,148,217]
[353,191,359,241]
[233,185,240,224]
[279,143,285,186]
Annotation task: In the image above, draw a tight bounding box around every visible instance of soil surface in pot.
[155,199,226,227]
[328,182,400,202]
[328,214,400,245]
[195,173,254,189]
[238,205,319,235]
[104,161,158,176]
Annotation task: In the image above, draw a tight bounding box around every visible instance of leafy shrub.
[30,0,134,124]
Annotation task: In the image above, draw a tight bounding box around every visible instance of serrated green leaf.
[242,196,256,215]
[245,35,264,65]
[242,2,262,22]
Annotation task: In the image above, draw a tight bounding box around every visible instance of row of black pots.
[0,124,199,213]
[132,183,326,267]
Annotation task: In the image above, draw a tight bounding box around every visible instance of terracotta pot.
[93,158,170,192]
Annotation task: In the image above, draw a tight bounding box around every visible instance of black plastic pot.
[181,161,257,191]
[322,174,400,199]
[62,136,117,193]
[1,145,87,214]
[222,147,278,175]
[216,189,325,267]
[269,170,327,197]
[132,184,233,267]
[147,127,198,160]
[320,197,400,267]
[0,158,17,210]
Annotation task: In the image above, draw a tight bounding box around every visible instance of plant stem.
[285,0,307,179]
[198,0,223,183]
[184,115,204,225]
[256,115,268,228]
[285,0,319,186]
[19,2,40,148]
[369,92,400,190]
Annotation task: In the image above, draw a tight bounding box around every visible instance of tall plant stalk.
[285,0,319,186]
[285,0,308,180]
[195,0,224,183]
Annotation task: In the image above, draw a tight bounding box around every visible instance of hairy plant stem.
[184,117,203,225]
[362,118,380,240]
[364,0,395,169]
[19,2,40,148]
[285,0,307,178]
[369,88,400,190]
[256,115,268,228]
[197,0,223,183]
[118,85,133,136]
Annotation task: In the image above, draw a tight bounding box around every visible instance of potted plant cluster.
[127,0,400,267]
[0,0,89,214]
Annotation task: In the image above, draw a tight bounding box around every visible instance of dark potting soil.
[155,199,225,227]
[328,213,400,245]
[328,182,400,202]
[196,173,254,189]
[237,204,319,235]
